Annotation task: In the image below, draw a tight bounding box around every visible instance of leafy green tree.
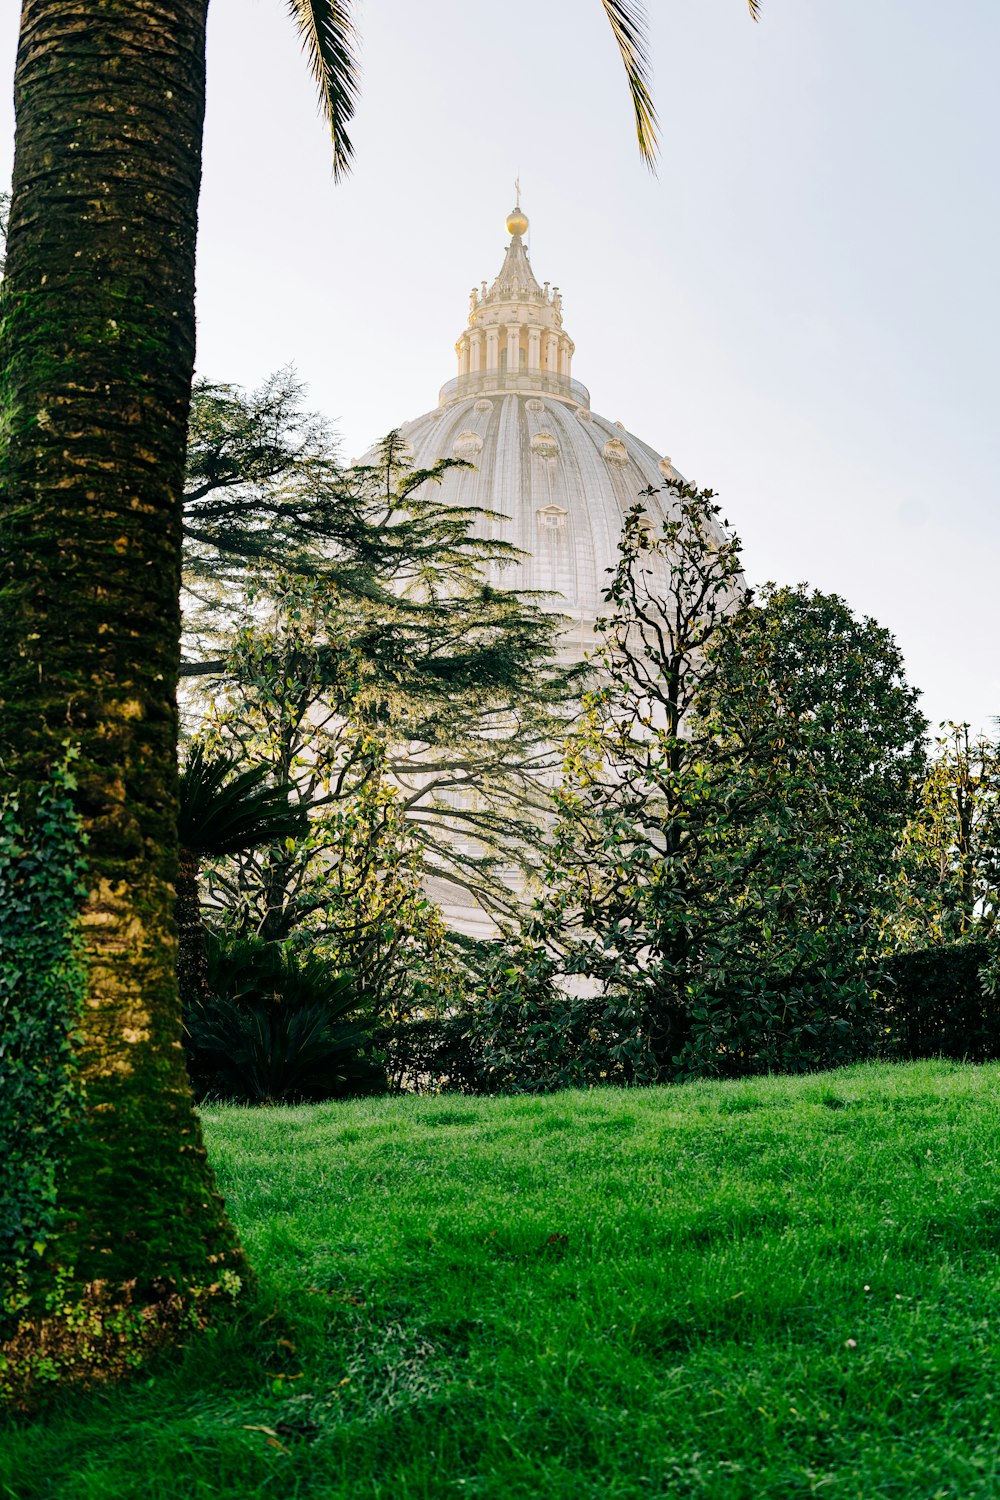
[680,583,926,1075]
[886,724,1000,949]
[494,489,926,1085]
[721,583,927,887]
[180,370,405,609]
[179,378,530,668]
[188,432,574,1011]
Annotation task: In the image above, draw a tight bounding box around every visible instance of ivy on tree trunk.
[0,0,246,1403]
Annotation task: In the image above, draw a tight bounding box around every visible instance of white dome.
[401,392,680,654]
[372,209,701,938]
[389,211,683,655]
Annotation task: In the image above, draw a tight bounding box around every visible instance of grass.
[4,1060,1000,1498]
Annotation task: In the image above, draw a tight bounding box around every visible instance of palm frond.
[178,743,308,857]
[286,0,359,181]
[599,0,659,171]
[747,0,762,18]
[183,931,384,1103]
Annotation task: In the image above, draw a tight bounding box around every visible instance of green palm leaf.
[178,742,308,858]
[599,0,761,170]
[599,0,659,170]
[183,931,385,1103]
[287,0,360,181]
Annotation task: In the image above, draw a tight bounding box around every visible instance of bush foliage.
[385,937,1000,1095]
[878,942,999,1062]
[183,931,386,1104]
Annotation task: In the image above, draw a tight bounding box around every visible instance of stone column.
[507,325,520,375]
[470,330,482,373]
[559,339,571,377]
[545,333,559,373]
[457,337,469,377]
[486,328,499,371]
[527,327,541,371]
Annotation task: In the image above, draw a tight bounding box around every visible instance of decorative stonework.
[474,398,494,413]
[453,431,483,459]
[526,398,545,412]
[603,437,629,467]
[530,430,560,458]
[537,503,569,530]
[576,408,593,423]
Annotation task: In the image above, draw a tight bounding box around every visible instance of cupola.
[446,204,583,407]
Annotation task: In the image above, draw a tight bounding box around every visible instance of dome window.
[526,398,545,412]
[530,431,560,458]
[453,430,483,459]
[603,438,629,467]
[474,399,493,413]
[537,504,568,531]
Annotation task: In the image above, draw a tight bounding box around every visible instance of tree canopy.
[470,486,928,1087]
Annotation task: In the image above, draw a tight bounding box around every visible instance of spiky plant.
[185,931,384,1103]
[176,743,307,1011]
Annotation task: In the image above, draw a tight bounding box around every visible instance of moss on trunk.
[0,0,248,1403]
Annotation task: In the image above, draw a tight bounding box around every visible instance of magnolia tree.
[470,484,927,1089]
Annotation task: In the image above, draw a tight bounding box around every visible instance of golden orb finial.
[506,206,529,237]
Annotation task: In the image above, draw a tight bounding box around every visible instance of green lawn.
[4,1060,1000,1498]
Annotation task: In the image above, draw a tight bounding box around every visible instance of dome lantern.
[452,199,578,405]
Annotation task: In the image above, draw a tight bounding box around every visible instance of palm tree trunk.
[0,0,246,1396]
[177,848,213,1009]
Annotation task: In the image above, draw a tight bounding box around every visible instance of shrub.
[877,943,998,1061]
[460,947,674,1094]
[387,949,880,1096]
[674,963,882,1080]
[183,932,386,1103]
[380,1011,486,1094]
[386,945,1000,1096]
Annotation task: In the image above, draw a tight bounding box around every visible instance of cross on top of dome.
[506,177,529,238]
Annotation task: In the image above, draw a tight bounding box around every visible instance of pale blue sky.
[2,1,997,731]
